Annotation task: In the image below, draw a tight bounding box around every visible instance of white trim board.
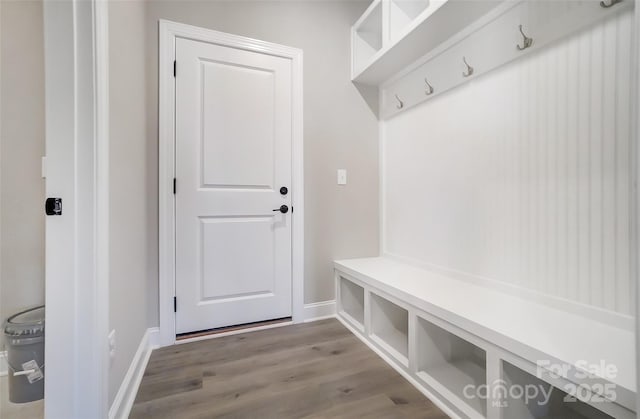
[94,0,111,414]
[109,327,159,419]
[158,20,304,347]
[42,1,110,416]
[303,300,336,322]
[633,0,640,411]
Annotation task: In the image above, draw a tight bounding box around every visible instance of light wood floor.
[131,319,449,419]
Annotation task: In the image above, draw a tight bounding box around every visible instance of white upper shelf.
[351,0,503,85]
[353,0,632,118]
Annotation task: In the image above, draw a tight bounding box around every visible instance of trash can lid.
[4,306,45,337]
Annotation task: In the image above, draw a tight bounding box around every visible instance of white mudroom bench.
[334,257,635,419]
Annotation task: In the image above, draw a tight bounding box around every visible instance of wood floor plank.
[301,393,448,419]
[132,346,376,418]
[143,321,350,376]
[130,319,448,419]
[134,365,203,404]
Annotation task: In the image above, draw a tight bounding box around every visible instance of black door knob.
[280,186,288,195]
[273,205,289,214]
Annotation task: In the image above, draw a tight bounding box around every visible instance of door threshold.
[175,317,292,344]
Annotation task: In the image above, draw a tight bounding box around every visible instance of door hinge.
[173,178,176,194]
[173,60,176,78]
[174,296,177,312]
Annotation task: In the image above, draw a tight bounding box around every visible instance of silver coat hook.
[600,0,621,7]
[462,57,474,78]
[424,78,434,96]
[517,25,533,51]
[395,94,404,109]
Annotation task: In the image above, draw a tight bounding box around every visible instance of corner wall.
[108,0,150,404]
[0,0,46,347]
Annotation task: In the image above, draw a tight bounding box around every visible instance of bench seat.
[335,257,635,418]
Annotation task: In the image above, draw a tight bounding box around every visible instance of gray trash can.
[3,306,45,403]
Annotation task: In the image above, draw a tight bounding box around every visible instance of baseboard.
[0,351,6,377]
[303,300,336,322]
[147,327,160,349]
[109,327,159,419]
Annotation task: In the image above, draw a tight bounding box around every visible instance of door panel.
[175,37,292,334]
[201,60,275,188]
[200,216,275,300]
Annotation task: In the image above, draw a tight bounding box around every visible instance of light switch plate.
[337,169,347,185]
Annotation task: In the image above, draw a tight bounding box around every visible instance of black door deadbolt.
[45,198,62,216]
[280,186,288,195]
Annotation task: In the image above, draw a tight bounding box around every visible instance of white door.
[175,37,293,334]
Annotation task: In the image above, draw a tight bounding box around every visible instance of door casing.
[158,20,304,347]
[42,0,110,417]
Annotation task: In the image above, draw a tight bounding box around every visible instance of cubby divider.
[338,276,365,332]
[389,0,430,40]
[352,0,383,75]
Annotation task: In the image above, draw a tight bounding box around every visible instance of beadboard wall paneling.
[382,10,634,316]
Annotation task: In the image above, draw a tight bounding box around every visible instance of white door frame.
[158,20,304,347]
[42,0,109,417]
[634,0,640,414]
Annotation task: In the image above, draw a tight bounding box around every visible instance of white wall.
[0,0,46,346]
[145,0,380,323]
[382,10,634,317]
[108,0,150,405]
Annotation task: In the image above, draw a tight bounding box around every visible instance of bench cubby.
[501,361,614,419]
[370,293,409,366]
[389,0,430,40]
[416,316,487,417]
